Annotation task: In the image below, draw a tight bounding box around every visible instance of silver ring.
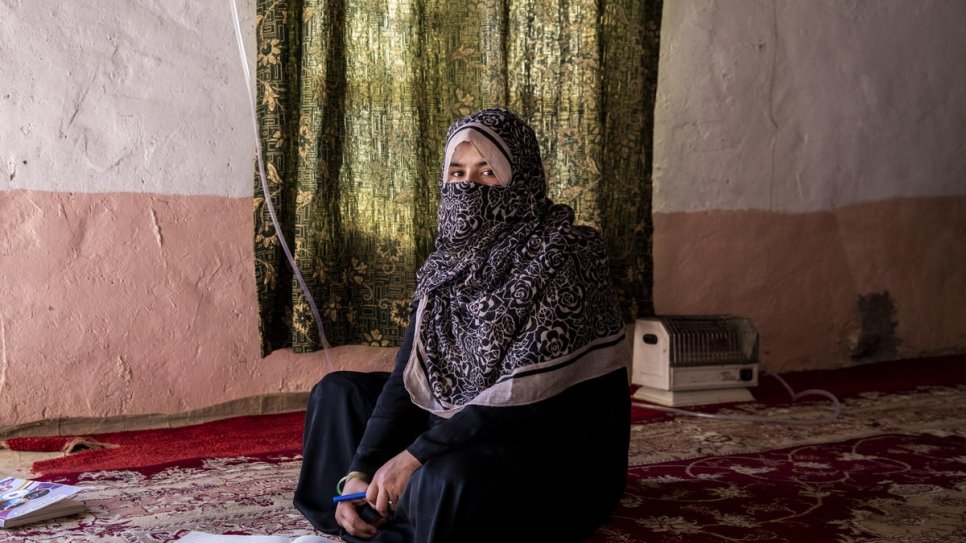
[387,499,394,507]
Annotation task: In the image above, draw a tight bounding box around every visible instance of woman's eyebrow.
[448,160,489,168]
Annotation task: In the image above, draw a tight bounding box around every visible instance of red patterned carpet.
[599,432,966,542]
[2,355,965,542]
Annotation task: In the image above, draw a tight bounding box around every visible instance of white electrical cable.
[229,0,332,353]
[631,373,842,425]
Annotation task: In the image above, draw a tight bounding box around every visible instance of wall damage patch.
[850,291,900,361]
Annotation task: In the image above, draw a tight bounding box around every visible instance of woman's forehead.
[449,141,484,161]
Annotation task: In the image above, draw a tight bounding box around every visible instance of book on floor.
[177,532,333,543]
[0,476,86,528]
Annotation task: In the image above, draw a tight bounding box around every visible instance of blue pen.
[332,491,367,503]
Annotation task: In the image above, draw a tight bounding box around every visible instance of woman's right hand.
[335,477,383,539]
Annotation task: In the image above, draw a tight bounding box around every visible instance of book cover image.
[0,477,85,528]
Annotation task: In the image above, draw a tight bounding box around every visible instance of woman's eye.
[482,169,495,177]
[449,170,464,179]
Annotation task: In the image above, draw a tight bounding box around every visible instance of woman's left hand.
[367,449,422,517]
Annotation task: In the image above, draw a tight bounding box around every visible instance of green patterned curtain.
[254,0,662,355]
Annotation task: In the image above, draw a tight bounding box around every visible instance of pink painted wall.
[654,197,966,373]
[0,190,395,428]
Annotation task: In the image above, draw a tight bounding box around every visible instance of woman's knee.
[310,371,386,405]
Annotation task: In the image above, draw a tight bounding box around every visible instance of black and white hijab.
[403,109,627,418]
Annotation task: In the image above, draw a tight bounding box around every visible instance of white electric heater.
[631,315,759,406]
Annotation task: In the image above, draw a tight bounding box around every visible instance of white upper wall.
[653,0,966,213]
[0,0,256,197]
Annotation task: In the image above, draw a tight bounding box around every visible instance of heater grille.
[659,315,759,367]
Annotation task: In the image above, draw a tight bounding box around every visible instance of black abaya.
[294,314,630,543]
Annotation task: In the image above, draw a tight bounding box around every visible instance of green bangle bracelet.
[336,471,370,495]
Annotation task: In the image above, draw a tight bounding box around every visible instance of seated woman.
[294,108,630,543]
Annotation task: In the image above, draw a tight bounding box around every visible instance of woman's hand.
[367,450,423,517]
[335,476,382,539]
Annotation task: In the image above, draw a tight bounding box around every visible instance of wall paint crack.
[150,207,164,247]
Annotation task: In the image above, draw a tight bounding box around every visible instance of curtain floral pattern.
[254,0,662,355]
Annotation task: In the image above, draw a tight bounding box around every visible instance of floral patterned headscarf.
[404,109,627,417]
